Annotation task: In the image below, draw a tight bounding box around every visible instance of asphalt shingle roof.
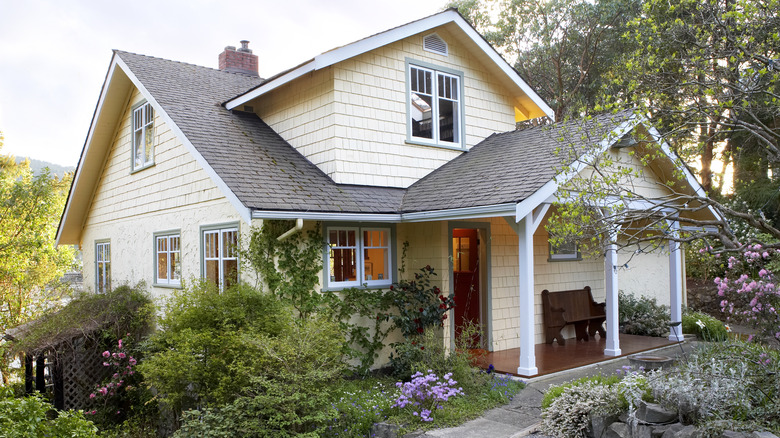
[117,50,629,216]
[401,112,632,212]
[117,51,405,214]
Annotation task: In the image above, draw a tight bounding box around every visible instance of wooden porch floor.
[472,334,680,378]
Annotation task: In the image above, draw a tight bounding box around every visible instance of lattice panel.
[61,338,111,411]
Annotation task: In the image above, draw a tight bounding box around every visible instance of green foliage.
[324,378,399,437]
[541,378,625,438]
[682,310,728,342]
[386,265,455,338]
[541,374,623,410]
[0,386,97,437]
[242,220,324,318]
[173,315,345,437]
[685,240,725,281]
[1,141,78,380]
[618,291,671,337]
[139,283,290,415]
[7,284,154,357]
[651,340,780,432]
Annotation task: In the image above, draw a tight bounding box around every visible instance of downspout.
[277,218,304,241]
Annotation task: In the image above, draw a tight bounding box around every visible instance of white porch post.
[517,213,538,375]
[668,221,684,342]
[604,229,621,356]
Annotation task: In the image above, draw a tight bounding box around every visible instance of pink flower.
[89,393,96,399]
[118,339,123,349]
[102,351,110,358]
[129,357,137,366]
[759,269,768,278]
[118,352,126,359]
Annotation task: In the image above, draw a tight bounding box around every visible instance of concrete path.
[416,342,694,438]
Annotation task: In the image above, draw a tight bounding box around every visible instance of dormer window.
[132,101,155,171]
[406,61,464,149]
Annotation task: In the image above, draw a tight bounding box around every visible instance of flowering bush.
[541,379,623,438]
[682,310,728,341]
[385,265,455,338]
[87,338,143,426]
[714,244,780,344]
[393,370,464,422]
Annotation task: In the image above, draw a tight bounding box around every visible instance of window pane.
[145,125,154,163]
[223,259,238,289]
[223,230,237,258]
[206,260,219,285]
[171,252,180,280]
[364,247,388,282]
[439,99,456,143]
[158,252,168,280]
[330,248,356,282]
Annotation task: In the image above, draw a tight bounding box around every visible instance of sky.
[0,0,450,167]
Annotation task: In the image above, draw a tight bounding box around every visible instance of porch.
[472,334,681,378]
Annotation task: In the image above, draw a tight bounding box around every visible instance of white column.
[604,230,621,356]
[668,221,684,342]
[517,214,538,375]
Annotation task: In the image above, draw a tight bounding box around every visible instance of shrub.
[323,379,399,437]
[386,265,455,338]
[540,374,623,410]
[618,291,670,337]
[173,315,345,437]
[715,245,780,344]
[392,370,464,422]
[139,282,290,416]
[650,340,780,432]
[540,379,623,438]
[682,310,728,341]
[0,386,98,437]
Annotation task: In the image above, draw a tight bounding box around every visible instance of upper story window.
[202,225,239,291]
[96,240,111,293]
[155,232,181,287]
[132,101,155,171]
[407,62,464,148]
[326,226,392,289]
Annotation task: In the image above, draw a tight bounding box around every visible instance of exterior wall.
[253,26,518,188]
[81,88,243,302]
[618,248,672,306]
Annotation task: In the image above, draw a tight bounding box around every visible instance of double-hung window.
[549,239,581,261]
[132,101,155,171]
[327,226,391,288]
[407,62,463,148]
[202,225,239,291]
[155,232,181,286]
[96,241,111,293]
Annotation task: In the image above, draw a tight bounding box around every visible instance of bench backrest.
[541,286,602,322]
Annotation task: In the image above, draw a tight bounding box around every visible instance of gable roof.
[224,9,554,121]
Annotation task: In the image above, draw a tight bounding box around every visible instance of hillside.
[14,156,75,179]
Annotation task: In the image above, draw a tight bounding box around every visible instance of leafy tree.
[450,0,642,120]
[0,132,77,382]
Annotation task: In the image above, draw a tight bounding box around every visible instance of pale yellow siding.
[82,88,243,302]
[254,27,518,188]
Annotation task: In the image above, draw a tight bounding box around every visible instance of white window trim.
[405,58,466,150]
[95,240,111,294]
[200,223,240,291]
[154,231,182,288]
[548,239,582,262]
[131,101,155,172]
[324,225,394,290]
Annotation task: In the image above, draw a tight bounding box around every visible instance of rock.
[635,425,653,438]
[591,413,619,438]
[605,422,631,438]
[719,432,750,438]
[371,422,400,438]
[637,401,678,424]
[660,423,685,438]
[674,425,702,438]
[751,433,779,438]
[652,424,679,438]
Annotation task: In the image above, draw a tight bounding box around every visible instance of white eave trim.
[251,203,517,223]
[516,114,641,221]
[56,56,121,245]
[225,10,553,119]
[114,57,252,224]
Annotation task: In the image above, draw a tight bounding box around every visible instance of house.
[56,9,716,376]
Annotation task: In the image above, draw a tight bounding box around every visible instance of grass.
[321,370,525,438]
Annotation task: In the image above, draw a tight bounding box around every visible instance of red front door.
[453,229,481,347]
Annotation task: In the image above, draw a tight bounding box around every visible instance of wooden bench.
[541,286,606,345]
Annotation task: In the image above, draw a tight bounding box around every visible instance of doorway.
[452,228,484,348]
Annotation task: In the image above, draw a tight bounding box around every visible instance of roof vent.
[423,33,448,56]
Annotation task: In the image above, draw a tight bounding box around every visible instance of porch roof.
[401,112,632,213]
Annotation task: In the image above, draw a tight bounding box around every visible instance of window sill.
[152,282,183,289]
[547,256,583,262]
[323,283,393,292]
[130,162,155,174]
[405,138,466,152]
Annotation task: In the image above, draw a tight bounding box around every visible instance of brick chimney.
[218,40,259,76]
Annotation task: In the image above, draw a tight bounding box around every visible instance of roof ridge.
[113,49,264,79]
